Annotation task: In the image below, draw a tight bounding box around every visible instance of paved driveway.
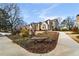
[42,32,79,56]
[0,36,29,56]
[0,32,79,56]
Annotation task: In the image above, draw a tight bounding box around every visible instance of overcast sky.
[18,3,79,24]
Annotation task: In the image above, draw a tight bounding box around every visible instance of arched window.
[41,22,48,30]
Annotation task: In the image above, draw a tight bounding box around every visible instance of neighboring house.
[46,20,53,30]
[27,18,59,31]
[60,20,69,30]
[29,23,35,30]
[40,19,59,31]
[76,14,79,29]
[36,22,42,31]
[60,24,69,30]
[52,19,59,30]
[41,21,48,30]
[73,15,79,29]
[28,23,38,30]
[60,18,74,30]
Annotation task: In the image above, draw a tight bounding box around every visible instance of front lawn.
[66,31,79,43]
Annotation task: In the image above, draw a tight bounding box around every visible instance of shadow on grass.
[76,36,79,39]
[71,32,79,34]
[66,32,79,34]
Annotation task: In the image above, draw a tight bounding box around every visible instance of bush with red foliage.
[72,26,78,32]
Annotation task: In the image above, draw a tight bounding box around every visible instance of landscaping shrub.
[12,30,17,35]
[19,27,29,37]
[12,29,20,35]
[72,26,78,32]
[7,33,30,46]
[14,38,29,47]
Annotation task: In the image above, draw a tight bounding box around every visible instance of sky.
[18,3,79,24]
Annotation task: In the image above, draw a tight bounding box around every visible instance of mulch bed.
[7,32,59,54]
[25,39,58,54]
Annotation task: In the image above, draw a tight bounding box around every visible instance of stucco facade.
[41,22,48,30]
[76,15,79,29]
[27,19,59,31]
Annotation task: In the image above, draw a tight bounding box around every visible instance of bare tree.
[61,17,74,30]
[66,17,74,30]
[2,3,24,33]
